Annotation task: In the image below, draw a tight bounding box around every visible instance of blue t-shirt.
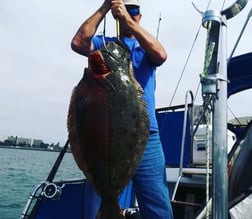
[92,35,158,131]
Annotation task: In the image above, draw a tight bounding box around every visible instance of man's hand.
[111,0,130,20]
[103,0,112,9]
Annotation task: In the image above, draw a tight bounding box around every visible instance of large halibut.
[67,41,149,219]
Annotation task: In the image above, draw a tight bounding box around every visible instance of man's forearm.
[129,20,167,66]
[71,2,111,56]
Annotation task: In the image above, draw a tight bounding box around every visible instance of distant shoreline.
[0,145,71,153]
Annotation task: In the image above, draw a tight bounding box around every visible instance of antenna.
[156,12,162,39]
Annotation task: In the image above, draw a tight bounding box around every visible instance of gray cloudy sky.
[1,0,252,145]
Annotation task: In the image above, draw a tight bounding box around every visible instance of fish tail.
[96,198,125,219]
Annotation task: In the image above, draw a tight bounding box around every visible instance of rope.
[168,0,214,107]
[168,24,201,107]
[204,98,212,219]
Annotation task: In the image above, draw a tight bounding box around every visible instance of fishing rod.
[229,7,252,60]
[27,140,69,219]
[46,139,69,182]
[116,18,120,39]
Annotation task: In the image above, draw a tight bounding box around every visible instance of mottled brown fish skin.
[67,41,149,219]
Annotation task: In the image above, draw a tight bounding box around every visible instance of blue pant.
[83,132,173,219]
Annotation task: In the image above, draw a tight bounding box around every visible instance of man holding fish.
[71,0,173,218]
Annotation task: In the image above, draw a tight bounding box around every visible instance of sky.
[1,0,252,146]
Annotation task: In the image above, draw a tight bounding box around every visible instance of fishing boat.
[21,0,252,218]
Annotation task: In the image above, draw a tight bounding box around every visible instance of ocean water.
[0,147,83,219]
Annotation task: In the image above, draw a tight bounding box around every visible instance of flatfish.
[67,41,149,219]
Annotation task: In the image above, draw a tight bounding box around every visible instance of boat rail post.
[171,90,194,202]
[201,9,228,219]
[200,1,249,218]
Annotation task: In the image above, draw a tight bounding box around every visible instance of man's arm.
[125,19,167,66]
[71,0,111,57]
